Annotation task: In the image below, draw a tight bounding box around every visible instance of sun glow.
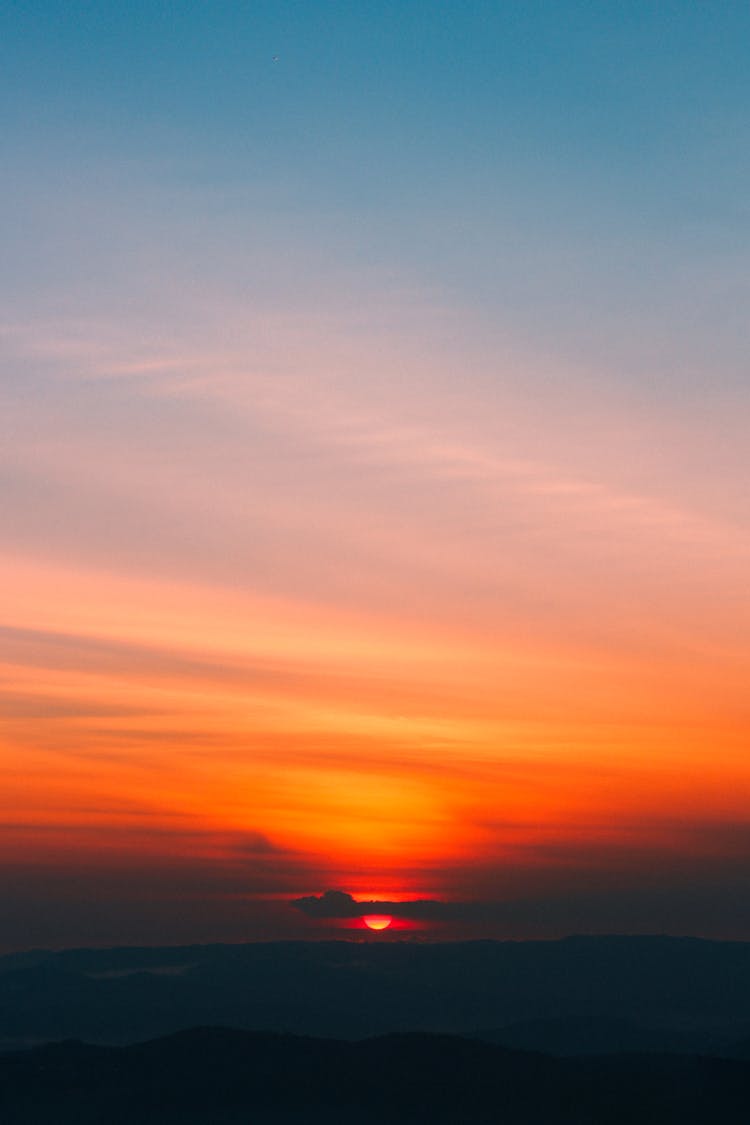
[363,915,393,931]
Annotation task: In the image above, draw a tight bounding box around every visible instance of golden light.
[363,915,393,931]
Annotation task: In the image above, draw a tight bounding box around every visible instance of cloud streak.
[291,890,490,922]
[3,2,750,945]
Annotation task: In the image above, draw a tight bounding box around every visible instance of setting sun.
[363,915,393,931]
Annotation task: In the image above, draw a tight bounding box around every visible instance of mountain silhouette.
[1,1026,749,1124]
[4,936,750,1052]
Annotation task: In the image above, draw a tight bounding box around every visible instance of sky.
[2,1,750,950]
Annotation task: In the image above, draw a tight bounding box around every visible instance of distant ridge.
[3,936,750,1053]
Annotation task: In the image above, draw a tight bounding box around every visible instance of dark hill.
[1,1026,749,1124]
[472,1015,733,1056]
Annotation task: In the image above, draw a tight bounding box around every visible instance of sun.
[362,915,392,931]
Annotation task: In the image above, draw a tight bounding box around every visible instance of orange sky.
[3,464,750,946]
[3,3,750,949]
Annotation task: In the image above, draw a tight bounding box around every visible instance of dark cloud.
[293,891,363,918]
[291,855,750,940]
[291,890,499,922]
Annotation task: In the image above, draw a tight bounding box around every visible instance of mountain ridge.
[1,1024,748,1124]
[3,935,750,1054]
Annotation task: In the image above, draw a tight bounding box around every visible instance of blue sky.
[3,1,749,391]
